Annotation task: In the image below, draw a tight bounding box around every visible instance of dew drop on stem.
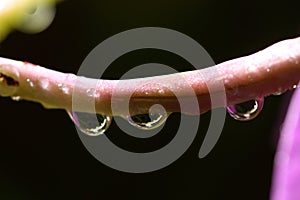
[226,97,264,121]
[58,83,70,94]
[86,88,96,97]
[272,87,286,96]
[67,111,112,136]
[26,78,34,87]
[40,79,49,90]
[126,104,169,130]
[11,96,21,101]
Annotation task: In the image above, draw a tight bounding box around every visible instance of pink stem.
[0,36,300,116]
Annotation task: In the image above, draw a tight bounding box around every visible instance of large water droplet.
[67,111,112,136]
[126,105,168,130]
[226,97,264,121]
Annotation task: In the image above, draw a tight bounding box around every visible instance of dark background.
[0,0,299,199]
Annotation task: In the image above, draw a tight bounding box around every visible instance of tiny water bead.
[86,88,98,97]
[272,87,286,96]
[58,83,70,94]
[273,91,284,96]
[11,96,21,101]
[39,79,49,90]
[26,78,34,87]
[61,85,70,94]
[272,85,298,96]
[67,111,112,136]
[65,73,77,81]
[226,97,264,121]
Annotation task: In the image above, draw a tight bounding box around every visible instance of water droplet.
[57,83,70,94]
[61,86,70,94]
[247,65,258,73]
[67,111,112,136]
[288,53,299,65]
[287,84,298,91]
[26,78,34,87]
[272,87,286,96]
[158,88,164,94]
[65,73,77,82]
[86,88,99,98]
[226,97,264,121]
[11,96,21,101]
[126,105,168,130]
[40,79,49,90]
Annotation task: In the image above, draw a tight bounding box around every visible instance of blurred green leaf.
[0,0,60,41]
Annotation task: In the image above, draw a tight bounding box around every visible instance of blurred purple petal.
[271,88,300,200]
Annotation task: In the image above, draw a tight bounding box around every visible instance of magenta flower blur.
[271,88,300,200]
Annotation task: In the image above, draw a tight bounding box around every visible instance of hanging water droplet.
[226,97,264,121]
[272,87,286,96]
[26,78,34,87]
[11,96,21,101]
[292,84,297,89]
[126,105,168,130]
[127,113,168,130]
[273,91,283,96]
[67,111,112,136]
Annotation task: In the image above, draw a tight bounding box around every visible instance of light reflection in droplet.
[67,111,112,136]
[226,97,264,121]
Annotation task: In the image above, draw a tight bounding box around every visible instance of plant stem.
[0,37,300,116]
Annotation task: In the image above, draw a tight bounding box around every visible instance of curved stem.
[0,36,300,116]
